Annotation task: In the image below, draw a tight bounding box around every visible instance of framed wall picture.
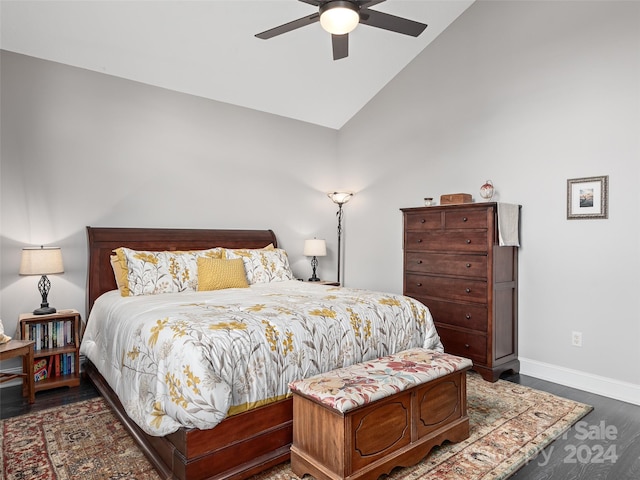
[567,175,608,219]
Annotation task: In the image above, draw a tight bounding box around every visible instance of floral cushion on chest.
[289,348,472,413]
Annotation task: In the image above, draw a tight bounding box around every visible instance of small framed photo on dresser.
[567,175,608,219]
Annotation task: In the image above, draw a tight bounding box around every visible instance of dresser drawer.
[443,209,489,229]
[405,252,487,278]
[425,299,488,332]
[436,325,487,365]
[401,203,519,383]
[405,231,488,253]
[405,274,487,303]
[404,211,442,230]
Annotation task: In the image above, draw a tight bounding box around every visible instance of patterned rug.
[1,373,591,480]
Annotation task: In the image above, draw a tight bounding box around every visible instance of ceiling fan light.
[320,1,360,35]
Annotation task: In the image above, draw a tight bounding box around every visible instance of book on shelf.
[26,319,74,351]
[33,352,76,381]
[46,355,54,377]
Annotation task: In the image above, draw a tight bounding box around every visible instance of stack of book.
[27,319,74,351]
[34,353,76,382]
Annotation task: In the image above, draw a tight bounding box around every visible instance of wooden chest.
[290,353,470,480]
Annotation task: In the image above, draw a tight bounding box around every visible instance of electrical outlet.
[572,331,583,347]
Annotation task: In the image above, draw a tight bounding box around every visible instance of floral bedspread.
[80,280,442,436]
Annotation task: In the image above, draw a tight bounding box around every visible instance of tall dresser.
[401,203,520,382]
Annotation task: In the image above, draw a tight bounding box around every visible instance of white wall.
[339,1,640,401]
[2,1,639,404]
[0,51,340,340]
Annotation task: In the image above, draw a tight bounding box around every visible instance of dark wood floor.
[1,373,639,479]
[502,373,640,480]
[0,376,99,420]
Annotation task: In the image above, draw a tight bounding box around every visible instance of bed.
[82,227,443,480]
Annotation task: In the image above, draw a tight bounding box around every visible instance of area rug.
[1,373,592,480]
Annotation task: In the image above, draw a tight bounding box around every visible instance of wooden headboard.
[86,227,277,314]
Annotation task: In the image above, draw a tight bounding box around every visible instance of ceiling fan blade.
[332,34,349,60]
[255,13,320,39]
[298,0,322,5]
[359,9,427,37]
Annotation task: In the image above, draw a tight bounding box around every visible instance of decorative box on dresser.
[401,202,520,382]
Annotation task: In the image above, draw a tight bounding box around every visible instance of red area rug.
[1,373,591,480]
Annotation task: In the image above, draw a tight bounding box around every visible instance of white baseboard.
[520,357,640,406]
[0,367,25,388]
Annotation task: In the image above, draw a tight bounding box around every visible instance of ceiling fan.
[255,0,428,61]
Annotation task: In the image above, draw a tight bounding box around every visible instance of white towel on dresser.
[497,203,520,247]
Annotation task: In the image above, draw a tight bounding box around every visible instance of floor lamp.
[327,192,353,285]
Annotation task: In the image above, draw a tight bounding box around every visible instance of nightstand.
[19,309,82,392]
[0,340,35,403]
[307,280,340,286]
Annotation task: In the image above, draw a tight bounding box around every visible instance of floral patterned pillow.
[224,247,295,284]
[118,247,222,296]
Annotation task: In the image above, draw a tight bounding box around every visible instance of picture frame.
[567,175,608,220]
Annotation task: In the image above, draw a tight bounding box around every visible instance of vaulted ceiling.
[1,0,473,129]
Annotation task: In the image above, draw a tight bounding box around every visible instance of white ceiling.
[0,0,473,129]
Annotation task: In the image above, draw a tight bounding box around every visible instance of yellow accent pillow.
[197,257,249,291]
[110,251,130,296]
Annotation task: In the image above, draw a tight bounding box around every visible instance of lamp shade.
[328,192,353,205]
[304,239,327,257]
[19,246,64,276]
[320,1,360,35]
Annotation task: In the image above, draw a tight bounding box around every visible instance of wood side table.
[0,339,36,403]
[19,310,81,392]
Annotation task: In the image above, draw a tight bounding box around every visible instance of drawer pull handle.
[465,288,471,293]
[417,239,422,243]
[464,344,470,349]
[417,260,423,264]
[462,217,468,222]
[416,282,423,287]
[466,239,471,244]
[465,314,471,319]
[420,219,426,223]
[466,263,471,268]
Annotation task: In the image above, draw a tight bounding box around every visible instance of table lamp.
[304,239,327,282]
[19,246,64,315]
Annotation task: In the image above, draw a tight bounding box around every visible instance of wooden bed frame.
[85,227,295,480]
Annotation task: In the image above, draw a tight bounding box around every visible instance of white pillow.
[120,247,222,296]
[224,248,295,284]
